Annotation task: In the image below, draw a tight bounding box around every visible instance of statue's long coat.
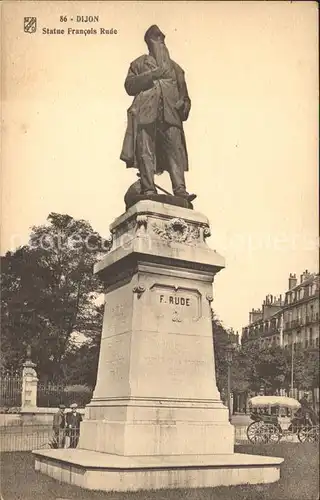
[120,54,191,174]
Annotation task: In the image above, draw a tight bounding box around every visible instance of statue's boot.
[175,191,197,202]
[186,193,197,202]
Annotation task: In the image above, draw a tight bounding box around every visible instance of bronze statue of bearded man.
[121,25,196,207]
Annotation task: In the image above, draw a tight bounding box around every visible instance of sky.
[1,1,319,333]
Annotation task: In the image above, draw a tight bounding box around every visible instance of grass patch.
[0,443,318,500]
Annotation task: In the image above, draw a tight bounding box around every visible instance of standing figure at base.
[120,25,196,202]
[66,403,82,448]
[52,404,66,448]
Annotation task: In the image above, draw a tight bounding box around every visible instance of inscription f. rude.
[159,294,190,306]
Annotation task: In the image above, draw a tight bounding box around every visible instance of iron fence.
[0,422,318,453]
[0,424,83,452]
[0,424,53,452]
[0,370,22,408]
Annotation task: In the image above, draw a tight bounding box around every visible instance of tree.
[211,312,230,393]
[60,303,104,387]
[211,313,246,396]
[256,346,288,394]
[237,341,320,400]
[291,347,319,394]
[230,348,252,394]
[1,213,109,381]
[239,342,291,395]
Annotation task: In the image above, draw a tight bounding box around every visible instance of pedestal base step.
[33,448,283,492]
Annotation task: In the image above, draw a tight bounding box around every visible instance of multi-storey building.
[241,294,284,348]
[282,270,319,350]
[242,270,319,350]
[239,271,319,408]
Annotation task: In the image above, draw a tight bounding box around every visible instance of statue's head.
[144,25,165,47]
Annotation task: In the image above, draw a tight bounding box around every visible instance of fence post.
[21,347,38,409]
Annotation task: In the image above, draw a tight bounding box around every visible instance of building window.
[316,338,319,347]
[298,309,302,323]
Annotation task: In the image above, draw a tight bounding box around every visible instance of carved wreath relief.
[152,218,200,244]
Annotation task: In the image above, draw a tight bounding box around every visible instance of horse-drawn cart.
[246,395,319,444]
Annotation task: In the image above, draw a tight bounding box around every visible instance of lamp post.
[290,340,294,398]
[225,344,234,422]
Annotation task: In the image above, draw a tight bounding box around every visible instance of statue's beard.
[149,40,172,69]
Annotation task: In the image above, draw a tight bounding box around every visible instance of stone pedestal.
[33,201,283,490]
[80,201,233,457]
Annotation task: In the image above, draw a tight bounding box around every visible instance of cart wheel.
[264,423,282,444]
[247,422,262,443]
[247,422,281,444]
[298,425,319,443]
[247,422,268,444]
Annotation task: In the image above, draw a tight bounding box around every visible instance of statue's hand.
[151,65,172,80]
[150,66,162,80]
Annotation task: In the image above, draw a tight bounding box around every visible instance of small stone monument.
[21,345,38,409]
